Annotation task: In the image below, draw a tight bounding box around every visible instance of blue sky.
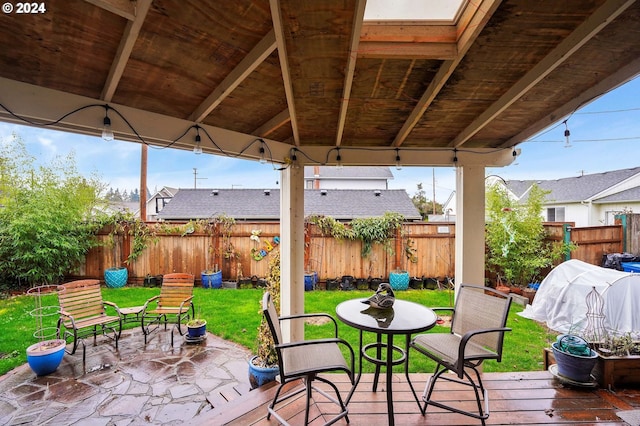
[1,76,638,203]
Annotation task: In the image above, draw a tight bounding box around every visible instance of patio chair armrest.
[57,310,76,329]
[141,295,160,311]
[103,300,122,316]
[458,327,512,362]
[279,313,339,337]
[178,296,194,310]
[431,307,455,314]
[58,309,72,319]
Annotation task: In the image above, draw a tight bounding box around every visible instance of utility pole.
[139,144,147,220]
[193,168,208,188]
[432,168,436,215]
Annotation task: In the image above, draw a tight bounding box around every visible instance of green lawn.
[0,287,555,376]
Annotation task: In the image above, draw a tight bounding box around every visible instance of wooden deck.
[192,371,640,425]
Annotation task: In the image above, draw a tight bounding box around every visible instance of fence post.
[563,223,572,261]
[614,214,627,252]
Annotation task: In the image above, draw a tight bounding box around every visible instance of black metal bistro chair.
[262,291,355,426]
[407,284,512,425]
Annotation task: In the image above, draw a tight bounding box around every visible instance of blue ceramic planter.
[187,321,207,338]
[248,355,279,389]
[201,270,222,289]
[104,267,128,288]
[26,339,66,376]
[389,270,409,290]
[551,342,598,383]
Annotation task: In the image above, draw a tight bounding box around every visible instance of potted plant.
[186,318,207,339]
[248,249,281,389]
[589,331,640,389]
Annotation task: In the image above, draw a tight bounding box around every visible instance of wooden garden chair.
[141,272,195,343]
[56,279,122,356]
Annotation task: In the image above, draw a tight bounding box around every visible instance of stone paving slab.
[0,329,252,425]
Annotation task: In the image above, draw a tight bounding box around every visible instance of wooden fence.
[74,220,625,286]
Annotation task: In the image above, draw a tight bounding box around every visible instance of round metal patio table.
[336,298,437,426]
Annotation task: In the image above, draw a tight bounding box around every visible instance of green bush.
[485,183,574,286]
[0,136,106,286]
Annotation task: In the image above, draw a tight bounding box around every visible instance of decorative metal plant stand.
[26,285,66,375]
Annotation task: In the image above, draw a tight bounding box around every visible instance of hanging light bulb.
[101,107,114,141]
[335,148,343,169]
[563,120,572,148]
[193,126,203,155]
[259,141,267,164]
[290,148,299,168]
[395,148,402,170]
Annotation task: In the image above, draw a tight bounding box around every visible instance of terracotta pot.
[496,285,511,294]
[509,286,523,295]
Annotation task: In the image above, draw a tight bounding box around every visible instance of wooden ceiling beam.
[270,0,300,146]
[100,0,152,102]
[189,30,277,123]
[356,41,456,59]
[84,0,137,21]
[392,0,502,147]
[335,0,367,147]
[360,23,457,43]
[450,0,636,148]
[253,108,290,137]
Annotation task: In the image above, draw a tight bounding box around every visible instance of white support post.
[454,165,486,294]
[279,166,306,343]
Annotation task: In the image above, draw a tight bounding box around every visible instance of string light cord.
[0,102,102,128]
[0,98,520,165]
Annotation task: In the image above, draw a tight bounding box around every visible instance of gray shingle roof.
[157,188,421,221]
[506,167,640,203]
[594,186,640,203]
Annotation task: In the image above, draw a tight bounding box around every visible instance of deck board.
[192,371,640,425]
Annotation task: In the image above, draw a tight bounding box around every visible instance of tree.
[411,183,443,220]
[485,183,573,287]
[0,135,107,286]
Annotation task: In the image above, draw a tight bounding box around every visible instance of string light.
[101,106,114,141]
[0,99,515,169]
[563,120,572,148]
[259,140,267,164]
[193,126,203,155]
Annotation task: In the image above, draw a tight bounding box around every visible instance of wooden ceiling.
[1,0,639,167]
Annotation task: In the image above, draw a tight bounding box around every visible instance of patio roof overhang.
[1,0,638,167]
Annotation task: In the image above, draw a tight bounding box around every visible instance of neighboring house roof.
[152,186,179,198]
[156,188,421,221]
[304,166,393,180]
[594,186,640,203]
[506,167,640,203]
[108,201,139,214]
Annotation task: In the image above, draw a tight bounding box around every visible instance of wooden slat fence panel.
[74,221,624,285]
[568,225,623,266]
